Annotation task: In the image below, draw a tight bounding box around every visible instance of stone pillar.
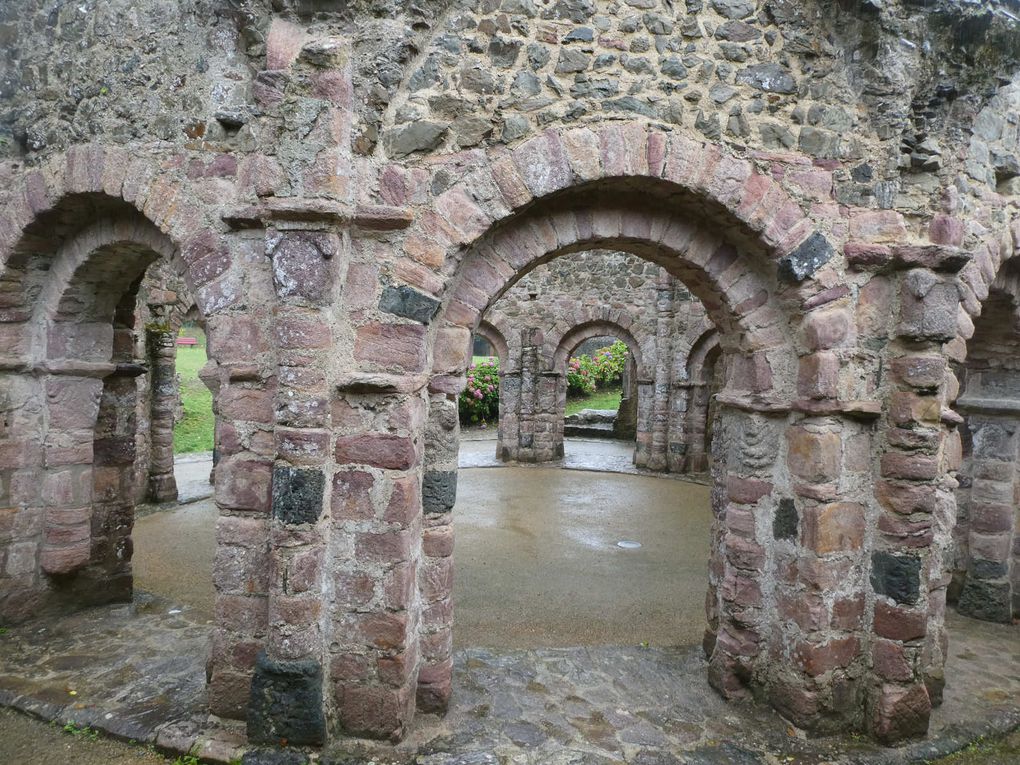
[38,375,104,580]
[246,230,339,748]
[954,407,1019,623]
[0,370,47,623]
[613,358,638,440]
[81,360,147,605]
[633,379,655,467]
[146,327,179,503]
[237,22,359,744]
[705,405,790,705]
[497,368,520,461]
[498,329,560,462]
[204,304,274,722]
[866,266,962,743]
[329,382,426,742]
[418,392,458,712]
[668,381,711,473]
[646,272,675,471]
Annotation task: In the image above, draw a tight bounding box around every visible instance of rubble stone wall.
[2,0,1020,753]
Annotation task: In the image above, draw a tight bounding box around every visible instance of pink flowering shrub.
[459,357,500,424]
[567,341,628,397]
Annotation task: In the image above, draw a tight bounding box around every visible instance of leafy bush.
[459,357,500,424]
[567,341,628,397]
[566,356,596,397]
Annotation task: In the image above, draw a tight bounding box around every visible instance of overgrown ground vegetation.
[173,326,214,454]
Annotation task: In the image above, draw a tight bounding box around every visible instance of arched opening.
[673,329,724,474]
[0,193,234,697]
[413,170,846,736]
[952,284,1020,623]
[555,321,641,455]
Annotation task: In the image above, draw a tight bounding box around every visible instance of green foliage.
[459,356,500,424]
[567,341,628,397]
[171,756,201,765]
[564,387,623,416]
[62,721,99,741]
[174,328,214,454]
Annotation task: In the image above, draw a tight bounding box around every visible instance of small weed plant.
[62,721,99,741]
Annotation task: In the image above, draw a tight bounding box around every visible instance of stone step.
[563,422,618,438]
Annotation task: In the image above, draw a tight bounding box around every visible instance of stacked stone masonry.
[481,249,718,470]
[2,0,1020,753]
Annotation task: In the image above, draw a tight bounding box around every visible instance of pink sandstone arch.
[366,124,908,744]
[0,148,275,721]
[548,313,649,379]
[473,318,509,368]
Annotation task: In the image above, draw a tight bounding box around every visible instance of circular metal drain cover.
[616,540,642,549]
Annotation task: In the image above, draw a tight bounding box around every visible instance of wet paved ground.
[172,451,214,505]
[133,446,713,648]
[1,447,1018,763]
[454,467,711,648]
[0,600,1016,764]
[459,435,708,483]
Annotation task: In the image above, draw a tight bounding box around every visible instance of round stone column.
[146,327,179,503]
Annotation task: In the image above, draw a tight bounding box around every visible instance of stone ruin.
[1,0,1020,752]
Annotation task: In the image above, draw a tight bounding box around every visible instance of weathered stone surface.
[957,578,1013,623]
[871,551,921,605]
[423,470,458,514]
[773,498,798,541]
[778,232,834,282]
[242,749,310,765]
[383,122,448,158]
[735,63,796,94]
[379,285,441,324]
[272,466,326,525]
[6,0,1020,750]
[248,652,326,746]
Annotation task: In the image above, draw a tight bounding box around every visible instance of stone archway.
[317,122,918,744]
[672,328,723,474]
[952,265,1020,623]
[552,317,646,452]
[473,319,508,367]
[0,151,278,723]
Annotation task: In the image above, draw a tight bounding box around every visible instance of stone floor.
[0,600,1016,764]
[459,435,708,482]
[173,451,215,505]
[0,448,1017,764]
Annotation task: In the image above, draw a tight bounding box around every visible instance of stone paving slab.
[1,597,1017,764]
[0,593,246,763]
[457,437,709,484]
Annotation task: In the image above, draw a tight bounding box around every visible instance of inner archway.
[953,282,1020,623]
[414,171,841,736]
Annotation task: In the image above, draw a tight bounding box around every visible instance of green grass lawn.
[565,386,623,416]
[173,331,215,454]
[471,355,496,366]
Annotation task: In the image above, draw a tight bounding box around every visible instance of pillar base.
[148,473,178,504]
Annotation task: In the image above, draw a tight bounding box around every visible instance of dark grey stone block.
[272,466,325,525]
[423,470,458,514]
[773,498,798,541]
[871,551,921,605]
[778,232,834,282]
[970,558,1008,580]
[735,63,796,94]
[379,284,441,324]
[248,652,326,746]
[958,578,1013,623]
